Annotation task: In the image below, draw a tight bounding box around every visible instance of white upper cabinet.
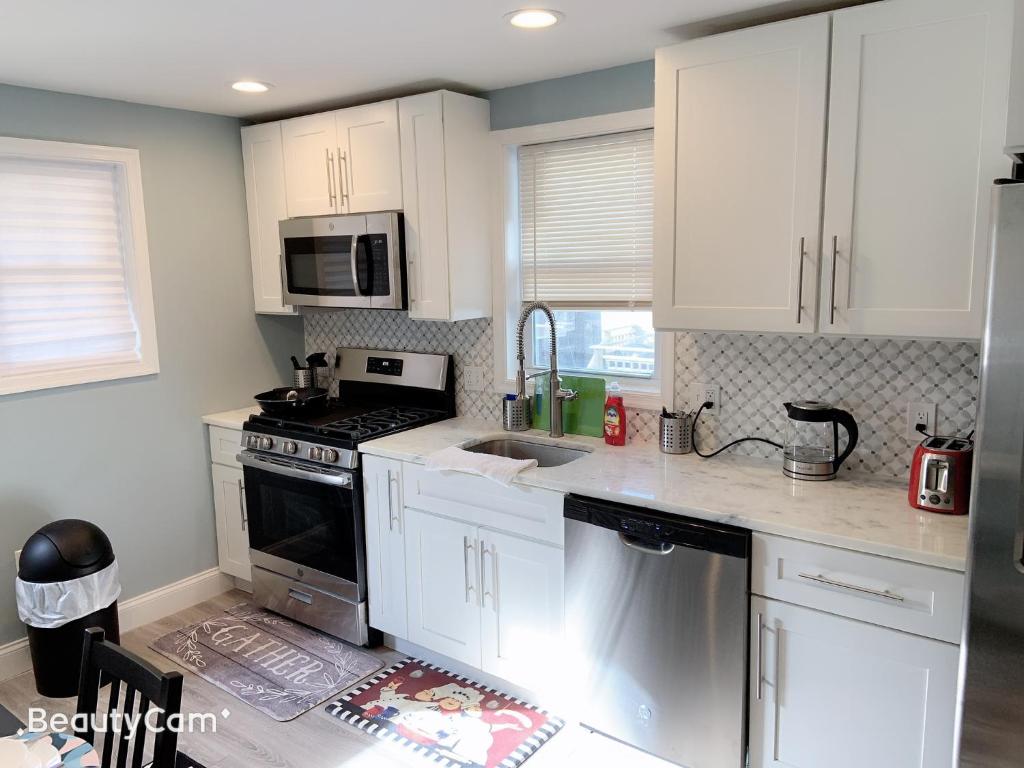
[399,91,492,321]
[335,101,403,213]
[240,123,294,315]
[654,0,1014,339]
[281,111,338,217]
[282,102,403,218]
[654,15,830,333]
[821,0,1013,339]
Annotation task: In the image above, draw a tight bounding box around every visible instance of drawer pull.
[288,588,313,605]
[798,572,904,603]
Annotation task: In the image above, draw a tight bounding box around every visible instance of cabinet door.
[653,15,829,333]
[282,112,338,217]
[240,123,294,315]
[363,456,407,638]
[335,101,403,213]
[398,92,452,320]
[821,0,1013,338]
[750,597,959,768]
[404,508,481,666]
[211,464,252,581]
[479,529,563,693]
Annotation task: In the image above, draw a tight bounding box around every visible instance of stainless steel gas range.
[238,348,454,645]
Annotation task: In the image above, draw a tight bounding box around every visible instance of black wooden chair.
[75,627,184,768]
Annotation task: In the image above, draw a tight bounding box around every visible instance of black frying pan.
[254,387,329,416]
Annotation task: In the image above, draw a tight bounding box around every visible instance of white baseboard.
[0,567,232,683]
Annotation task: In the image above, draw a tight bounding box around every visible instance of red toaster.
[908,435,974,515]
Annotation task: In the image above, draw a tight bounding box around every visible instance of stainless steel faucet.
[515,301,578,438]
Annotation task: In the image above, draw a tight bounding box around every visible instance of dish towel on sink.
[425,446,538,486]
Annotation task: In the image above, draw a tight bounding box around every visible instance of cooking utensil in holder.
[503,397,532,432]
[660,412,693,454]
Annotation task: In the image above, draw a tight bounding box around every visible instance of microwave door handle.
[349,236,363,296]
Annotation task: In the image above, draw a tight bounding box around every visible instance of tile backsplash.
[305,310,979,479]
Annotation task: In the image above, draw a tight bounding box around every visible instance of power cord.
[692,401,784,458]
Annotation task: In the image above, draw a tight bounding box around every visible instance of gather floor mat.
[326,658,564,768]
[150,603,383,721]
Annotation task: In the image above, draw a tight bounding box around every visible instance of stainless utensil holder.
[293,368,314,389]
[660,413,693,454]
[503,397,532,432]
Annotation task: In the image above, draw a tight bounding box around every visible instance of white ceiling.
[0,0,837,119]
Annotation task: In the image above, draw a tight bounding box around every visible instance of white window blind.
[0,155,143,379]
[519,129,654,308]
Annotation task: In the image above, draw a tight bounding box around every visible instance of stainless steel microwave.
[280,212,406,309]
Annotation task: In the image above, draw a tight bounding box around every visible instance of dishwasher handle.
[619,532,675,556]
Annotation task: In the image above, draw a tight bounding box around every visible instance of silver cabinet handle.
[338,148,350,210]
[829,235,839,325]
[325,149,336,208]
[798,572,905,602]
[796,236,806,324]
[237,479,247,531]
[463,537,476,603]
[491,544,499,613]
[480,542,497,610]
[755,611,764,701]
[386,471,401,532]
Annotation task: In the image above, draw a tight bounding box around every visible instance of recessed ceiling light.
[506,9,563,29]
[231,81,271,94]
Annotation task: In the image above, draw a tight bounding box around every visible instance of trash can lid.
[18,520,115,583]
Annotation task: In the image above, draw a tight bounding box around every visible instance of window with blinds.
[518,129,654,308]
[0,138,159,395]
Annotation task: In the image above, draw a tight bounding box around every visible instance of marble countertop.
[202,406,260,430]
[359,417,969,571]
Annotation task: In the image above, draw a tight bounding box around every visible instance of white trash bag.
[15,560,121,629]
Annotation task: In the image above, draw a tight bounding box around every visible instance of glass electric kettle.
[782,401,859,481]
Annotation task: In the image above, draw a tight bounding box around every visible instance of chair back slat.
[100,678,121,768]
[75,628,183,768]
[130,696,149,768]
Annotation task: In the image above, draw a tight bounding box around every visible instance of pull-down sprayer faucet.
[515,301,578,438]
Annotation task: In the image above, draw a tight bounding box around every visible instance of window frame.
[0,136,160,396]
[490,109,674,411]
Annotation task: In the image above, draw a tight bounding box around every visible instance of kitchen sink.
[463,438,590,467]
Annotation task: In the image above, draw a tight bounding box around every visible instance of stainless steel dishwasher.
[564,495,750,768]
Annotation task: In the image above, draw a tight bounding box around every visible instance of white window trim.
[489,108,674,411]
[0,137,160,396]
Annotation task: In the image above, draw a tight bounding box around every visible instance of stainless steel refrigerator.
[957,151,1024,766]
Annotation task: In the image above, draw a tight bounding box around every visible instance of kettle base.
[783,457,837,481]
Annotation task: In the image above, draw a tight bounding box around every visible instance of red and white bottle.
[603,382,627,446]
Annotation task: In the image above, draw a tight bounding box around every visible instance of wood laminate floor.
[0,590,672,768]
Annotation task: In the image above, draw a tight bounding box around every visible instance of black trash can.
[16,520,120,698]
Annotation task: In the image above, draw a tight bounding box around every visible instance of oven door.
[238,451,366,602]
[279,213,404,309]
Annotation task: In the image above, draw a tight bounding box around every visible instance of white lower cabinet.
[749,595,960,768]
[404,508,483,667]
[479,528,563,690]
[211,462,252,581]
[363,455,408,638]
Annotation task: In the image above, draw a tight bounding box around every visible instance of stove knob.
[322,448,339,464]
[259,436,274,450]
[308,446,324,461]
[283,441,298,455]
[246,435,259,449]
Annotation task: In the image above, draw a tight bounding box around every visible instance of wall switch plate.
[693,383,721,411]
[908,401,937,439]
[464,366,488,392]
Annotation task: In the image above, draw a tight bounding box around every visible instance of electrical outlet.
[693,383,721,411]
[908,401,937,439]
[464,366,488,392]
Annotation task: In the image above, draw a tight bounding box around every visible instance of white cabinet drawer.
[752,533,964,643]
[402,463,564,546]
[208,425,244,468]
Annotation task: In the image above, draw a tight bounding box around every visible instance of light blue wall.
[0,84,303,644]
[485,60,654,130]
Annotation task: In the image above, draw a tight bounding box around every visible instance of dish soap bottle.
[604,382,627,446]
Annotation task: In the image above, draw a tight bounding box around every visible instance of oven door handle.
[237,452,354,488]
